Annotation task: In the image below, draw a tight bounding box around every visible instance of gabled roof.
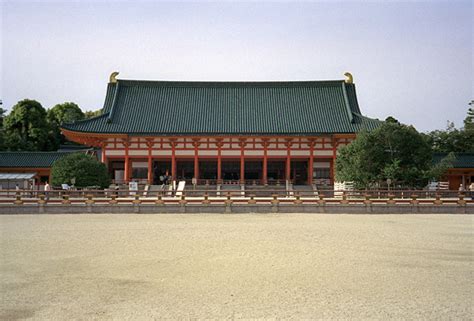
[0,151,79,168]
[62,79,381,135]
[433,153,474,168]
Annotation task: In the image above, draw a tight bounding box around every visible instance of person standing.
[44,181,51,200]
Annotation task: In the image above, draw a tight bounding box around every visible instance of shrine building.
[61,72,381,186]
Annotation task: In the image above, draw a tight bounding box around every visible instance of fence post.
[293,192,302,205]
[62,192,71,204]
[340,191,349,204]
[318,194,325,206]
[458,192,466,206]
[387,193,396,205]
[109,194,118,205]
[410,193,418,205]
[133,194,141,205]
[179,192,187,205]
[271,194,279,205]
[85,194,95,205]
[248,194,256,205]
[363,193,372,205]
[202,192,210,205]
[14,191,23,205]
[225,192,232,213]
[155,193,164,205]
[38,194,46,204]
[434,193,443,205]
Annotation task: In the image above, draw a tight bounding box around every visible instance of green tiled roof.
[433,153,474,168]
[62,79,381,135]
[0,151,76,168]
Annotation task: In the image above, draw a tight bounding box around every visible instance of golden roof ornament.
[109,71,120,83]
[344,72,353,84]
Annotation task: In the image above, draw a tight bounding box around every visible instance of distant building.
[61,72,381,186]
[0,149,97,189]
[433,153,474,190]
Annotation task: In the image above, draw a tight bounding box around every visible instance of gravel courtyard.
[1,214,472,320]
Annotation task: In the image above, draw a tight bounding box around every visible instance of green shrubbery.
[51,153,110,188]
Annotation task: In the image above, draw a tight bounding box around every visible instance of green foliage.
[464,105,474,132]
[84,109,102,119]
[426,120,474,153]
[51,153,110,188]
[47,102,85,149]
[336,121,432,189]
[429,152,456,181]
[3,99,53,151]
[0,107,5,150]
[384,116,399,124]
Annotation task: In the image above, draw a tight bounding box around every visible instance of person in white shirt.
[44,182,51,200]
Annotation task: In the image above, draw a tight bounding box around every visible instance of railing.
[0,188,472,206]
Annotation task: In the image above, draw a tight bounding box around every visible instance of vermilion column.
[171,140,176,181]
[101,141,107,164]
[192,139,200,180]
[123,140,130,183]
[262,139,268,185]
[217,140,223,183]
[239,139,246,184]
[308,139,314,185]
[285,140,292,181]
[331,136,337,184]
[147,140,153,184]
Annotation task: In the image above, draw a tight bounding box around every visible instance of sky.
[1,0,472,132]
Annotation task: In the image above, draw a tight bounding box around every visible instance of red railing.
[0,188,472,206]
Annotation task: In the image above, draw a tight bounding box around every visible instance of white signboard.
[129,181,138,195]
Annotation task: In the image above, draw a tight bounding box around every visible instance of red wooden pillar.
[262,139,268,185]
[308,139,314,185]
[216,139,223,183]
[239,139,246,184]
[146,140,153,184]
[285,140,292,182]
[331,136,337,184]
[123,140,130,183]
[101,141,107,164]
[193,139,200,180]
[171,140,176,181]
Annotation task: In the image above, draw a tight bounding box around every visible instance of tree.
[84,109,102,119]
[51,153,110,188]
[336,119,432,189]
[464,102,474,131]
[429,152,456,181]
[3,99,53,151]
[0,107,5,150]
[47,102,85,149]
[426,116,474,154]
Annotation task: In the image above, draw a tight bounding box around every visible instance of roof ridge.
[116,79,346,87]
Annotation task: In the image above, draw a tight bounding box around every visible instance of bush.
[51,153,110,188]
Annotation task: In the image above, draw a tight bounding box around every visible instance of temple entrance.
[153,160,171,184]
[176,160,194,180]
[267,160,285,182]
[109,160,125,183]
[221,160,240,181]
[245,160,263,181]
[199,160,217,180]
[291,160,308,185]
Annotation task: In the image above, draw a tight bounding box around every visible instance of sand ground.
[0,214,472,320]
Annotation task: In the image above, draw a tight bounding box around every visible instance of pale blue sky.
[1,0,472,132]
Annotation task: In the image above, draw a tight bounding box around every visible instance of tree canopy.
[336,118,433,189]
[0,107,5,150]
[464,104,473,132]
[51,153,110,188]
[84,109,102,119]
[47,102,85,149]
[3,99,53,151]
